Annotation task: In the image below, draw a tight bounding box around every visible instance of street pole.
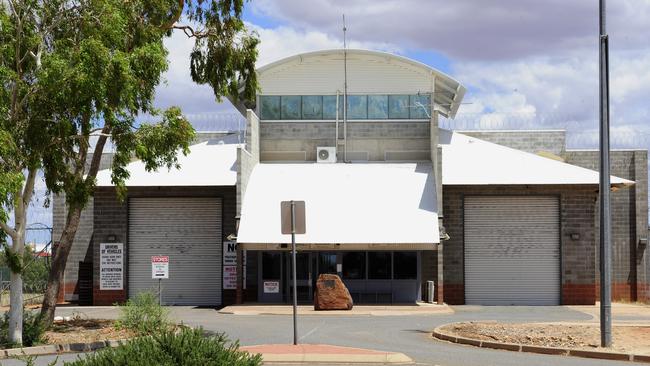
[598,0,612,348]
[291,200,298,345]
[158,278,162,306]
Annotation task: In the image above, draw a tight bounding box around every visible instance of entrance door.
[285,252,312,303]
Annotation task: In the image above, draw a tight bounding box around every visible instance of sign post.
[281,201,306,346]
[151,256,169,305]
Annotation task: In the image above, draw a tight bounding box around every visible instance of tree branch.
[0,221,17,240]
[22,167,37,205]
[160,0,184,30]
[172,24,216,39]
[84,125,111,185]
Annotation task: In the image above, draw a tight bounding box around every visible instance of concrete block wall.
[455,129,649,303]
[565,149,649,302]
[460,130,566,155]
[54,153,113,302]
[430,185,597,305]
[259,121,431,162]
[92,186,236,305]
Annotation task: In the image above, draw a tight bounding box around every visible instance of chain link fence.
[0,223,52,308]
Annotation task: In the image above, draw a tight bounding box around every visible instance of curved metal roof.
[256,49,466,118]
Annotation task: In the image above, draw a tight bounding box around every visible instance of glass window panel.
[388,95,409,119]
[302,95,323,119]
[289,253,310,280]
[393,252,417,279]
[260,96,281,120]
[262,252,281,280]
[347,95,367,119]
[342,252,366,280]
[368,252,392,279]
[281,96,301,119]
[318,253,337,275]
[322,95,340,119]
[410,94,431,119]
[367,95,388,119]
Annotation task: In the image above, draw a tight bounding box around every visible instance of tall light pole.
[598,0,612,348]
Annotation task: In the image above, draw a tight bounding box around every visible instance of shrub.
[114,291,169,335]
[63,327,262,366]
[0,310,46,348]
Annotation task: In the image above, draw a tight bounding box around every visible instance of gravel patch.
[440,322,650,355]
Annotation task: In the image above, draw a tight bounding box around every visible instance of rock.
[314,274,353,310]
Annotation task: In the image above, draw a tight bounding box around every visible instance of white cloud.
[251,24,399,67]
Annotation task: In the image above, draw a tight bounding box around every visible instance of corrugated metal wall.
[128,197,223,306]
[259,54,433,95]
[464,196,561,305]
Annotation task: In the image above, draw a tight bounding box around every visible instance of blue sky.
[16,0,650,241]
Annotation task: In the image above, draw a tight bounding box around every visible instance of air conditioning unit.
[316,147,336,163]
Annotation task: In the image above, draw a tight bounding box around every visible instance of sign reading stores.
[151,256,169,279]
[100,243,123,290]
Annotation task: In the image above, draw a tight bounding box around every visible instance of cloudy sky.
[155,0,650,148]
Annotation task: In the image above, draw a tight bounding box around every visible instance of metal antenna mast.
[598,0,612,348]
[342,14,349,162]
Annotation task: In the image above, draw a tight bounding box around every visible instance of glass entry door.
[285,252,313,303]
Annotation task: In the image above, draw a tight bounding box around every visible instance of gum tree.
[0,0,258,343]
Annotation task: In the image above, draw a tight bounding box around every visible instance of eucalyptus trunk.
[8,198,26,345]
[40,207,83,326]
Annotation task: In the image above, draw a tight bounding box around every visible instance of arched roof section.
[256,49,466,118]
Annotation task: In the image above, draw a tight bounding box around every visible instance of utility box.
[427,281,435,303]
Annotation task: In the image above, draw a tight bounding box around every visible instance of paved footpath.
[3,304,650,366]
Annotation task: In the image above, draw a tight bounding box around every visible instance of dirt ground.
[440,322,650,355]
[44,318,133,345]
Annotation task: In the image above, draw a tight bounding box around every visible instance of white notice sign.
[264,281,279,293]
[151,256,169,279]
[100,243,123,290]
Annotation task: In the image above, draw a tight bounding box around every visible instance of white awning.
[237,163,439,247]
[95,139,238,187]
[440,129,634,187]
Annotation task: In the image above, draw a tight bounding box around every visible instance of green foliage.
[114,291,169,335]
[0,245,49,288]
[64,327,262,366]
[0,310,46,348]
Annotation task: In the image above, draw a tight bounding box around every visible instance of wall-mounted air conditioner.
[316,147,336,163]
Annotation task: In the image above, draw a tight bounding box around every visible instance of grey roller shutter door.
[464,196,560,305]
[128,197,222,306]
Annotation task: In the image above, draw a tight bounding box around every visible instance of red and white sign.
[151,256,169,279]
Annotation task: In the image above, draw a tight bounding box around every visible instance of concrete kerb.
[0,339,130,360]
[432,323,649,363]
[219,304,454,316]
[240,344,414,364]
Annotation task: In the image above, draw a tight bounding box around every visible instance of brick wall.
[431,185,597,305]
[92,186,236,305]
[565,149,650,302]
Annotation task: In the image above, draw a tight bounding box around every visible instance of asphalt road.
[1,305,644,366]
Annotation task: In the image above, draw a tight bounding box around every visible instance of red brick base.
[443,284,464,305]
[638,283,650,303]
[562,284,596,305]
[93,289,127,305]
[57,282,78,304]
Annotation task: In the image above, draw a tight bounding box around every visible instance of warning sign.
[100,243,123,290]
[151,256,169,279]
[223,241,245,290]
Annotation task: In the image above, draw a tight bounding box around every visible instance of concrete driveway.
[4,304,650,366]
